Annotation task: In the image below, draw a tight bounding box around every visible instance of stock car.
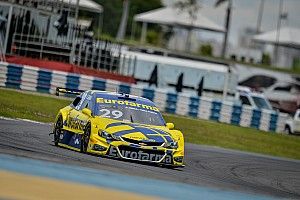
[52,88,185,167]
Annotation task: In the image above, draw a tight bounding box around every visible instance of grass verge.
[0,88,70,122]
[1,87,300,160]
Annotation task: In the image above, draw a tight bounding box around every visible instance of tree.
[199,44,213,57]
[175,0,200,20]
[147,30,159,45]
[261,53,271,65]
[95,0,162,39]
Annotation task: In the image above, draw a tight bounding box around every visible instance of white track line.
[0,116,51,125]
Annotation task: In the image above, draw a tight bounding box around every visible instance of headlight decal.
[98,130,111,140]
[163,141,178,149]
[98,130,122,141]
[169,141,178,149]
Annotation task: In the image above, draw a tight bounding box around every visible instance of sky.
[162,0,300,46]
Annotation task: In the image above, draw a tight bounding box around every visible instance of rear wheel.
[284,126,292,134]
[53,115,63,146]
[81,123,91,153]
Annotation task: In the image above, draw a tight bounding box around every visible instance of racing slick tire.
[53,115,63,146]
[81,123,91,153]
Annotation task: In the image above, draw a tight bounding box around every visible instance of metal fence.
[1,1,137,75]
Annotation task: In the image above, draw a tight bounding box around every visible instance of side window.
[80,99,89,110]
[72,97,81,107]
[73,92,87,110]
[240,95,251,106]
[77,92,92,111]
[274,86,291,92]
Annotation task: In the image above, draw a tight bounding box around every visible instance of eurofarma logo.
[97,98,159,112]
[108,147,172,164]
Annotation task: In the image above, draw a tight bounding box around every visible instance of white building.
[253,27,300,69]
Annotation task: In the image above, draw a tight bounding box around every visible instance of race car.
[52,88,185,167]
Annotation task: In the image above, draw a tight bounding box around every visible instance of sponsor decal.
[147,139,156,142]
[65,114,86,131]
[97,98,159,112]
[108,147,172,164]
[74,138,80,145]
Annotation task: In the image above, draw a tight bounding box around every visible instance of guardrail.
[0,62,288,133]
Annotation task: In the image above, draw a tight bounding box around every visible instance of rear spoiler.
[55,87,84,96]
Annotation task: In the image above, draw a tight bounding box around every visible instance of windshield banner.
[97,98,159,112]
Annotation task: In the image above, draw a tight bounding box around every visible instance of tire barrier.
[0,62,288,133]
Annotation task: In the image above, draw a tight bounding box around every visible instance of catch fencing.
[0,62,288,133]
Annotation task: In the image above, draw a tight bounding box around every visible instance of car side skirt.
[57,130,82,150]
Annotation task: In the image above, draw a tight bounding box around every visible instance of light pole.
[221,0,232,58]
[117,0,130,41]
[274,0,284,66]
[256,0,265,34]
[215,0,232,58]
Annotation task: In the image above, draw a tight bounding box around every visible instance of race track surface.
[0,118,299,199]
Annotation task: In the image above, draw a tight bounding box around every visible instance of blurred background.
[0,0,299,115]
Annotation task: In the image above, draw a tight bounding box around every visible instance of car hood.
[97,118,174,144]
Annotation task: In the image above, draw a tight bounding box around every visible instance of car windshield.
[252,96,272,110]
[95,102,165,126]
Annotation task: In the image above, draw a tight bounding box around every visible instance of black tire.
[81,123,91,153]
[285,125,292,134]
[53,115,63,146]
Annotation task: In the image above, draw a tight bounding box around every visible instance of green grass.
[0,88,70,122]
[1,87,300,160]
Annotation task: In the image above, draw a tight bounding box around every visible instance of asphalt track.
[0,118,300,199]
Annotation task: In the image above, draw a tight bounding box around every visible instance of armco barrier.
[0,62,288,133]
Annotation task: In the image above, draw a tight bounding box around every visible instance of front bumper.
[88,139,184,167]
[108,145,173,164]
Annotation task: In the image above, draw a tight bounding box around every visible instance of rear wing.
[55,87,84,96]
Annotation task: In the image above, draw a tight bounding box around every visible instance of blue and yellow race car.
[52,88,185,167]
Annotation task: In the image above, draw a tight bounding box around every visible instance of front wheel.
[53,115,63,146]
[81,123,91,153]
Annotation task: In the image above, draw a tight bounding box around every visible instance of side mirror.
[166,122,174,130]
[82,108,92,117]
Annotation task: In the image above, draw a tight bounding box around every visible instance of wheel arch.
[54,106,73,128]
[169,130,184,148]
[284,123,292,133]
